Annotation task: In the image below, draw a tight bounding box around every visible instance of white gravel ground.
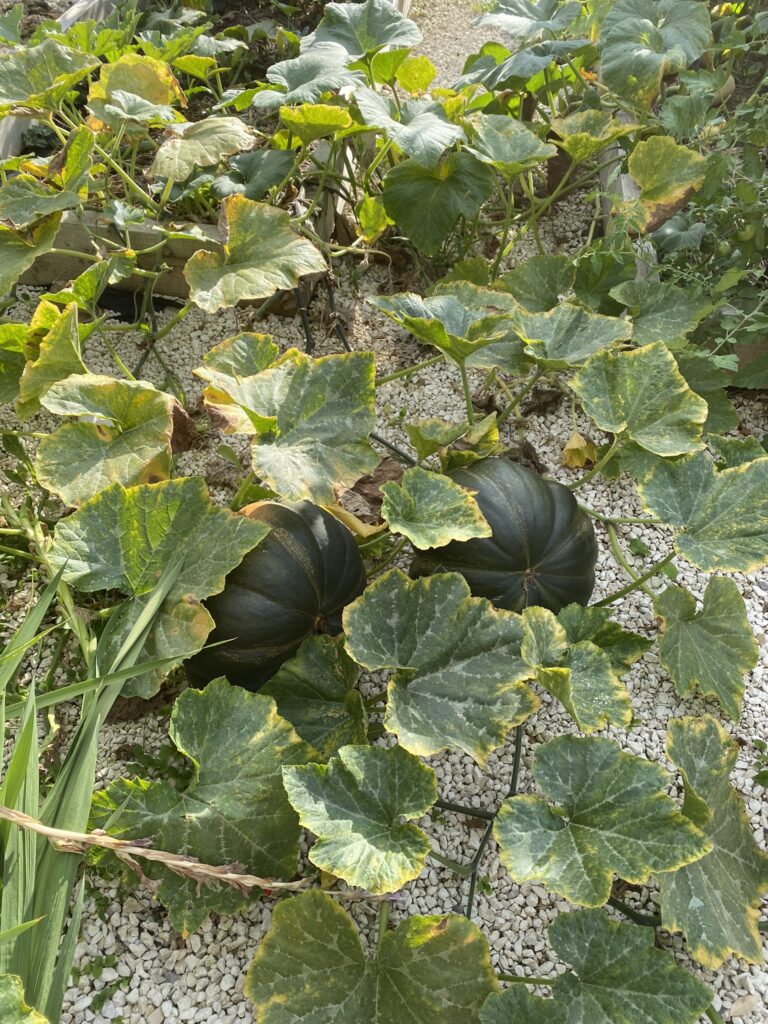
[1,2,766,1022]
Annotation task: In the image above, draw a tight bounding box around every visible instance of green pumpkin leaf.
[89,89,182,129]
[600,0,711,110]
[0,175,79,231]
[521,607,633,732]
[369,292,510,365]
[344,570,538,765]
[283,744,436,893]
[0,3,22,45]
[0,39,98,113]
[497,254,574,312]
[480,986,566,1024]
[305,0,422,59]
[380,466,491,549]
[212,150,296,201]
[251,51,364,111]
[382,153,494,256]
[709,434,767,469]
[150,117,255,181]
[516,303,631,368]
[0,213,61,304]
[87,52,185,120]
[661,716,768,968]
[654,579,757,720]
[42,252,136,316]
[16,303,87,420]
[261,635,367,759]
[465,114,556,180]
[0,324,26,405]
[494,734,710,906]
[623,136,707,233]
[0,975,46,1024]
[200,342,376,503]
[637,450,768,572]
[610,280,712,347]
[403,418,471,462]
[395,54,437,94]
[185,196,326,313]
[245,889,497,1023]
[555,603,652,671]
[549,908,712,1024]
[572,342,707,456]
[49,478,268,695]
[280,102,352,144]
[478,0,581,41]
[551,109,640,163]
[34,374,175,506]
[461,39,590,91]
[354,87,463,169]
[700,389,739,435]
[91,680,314,933]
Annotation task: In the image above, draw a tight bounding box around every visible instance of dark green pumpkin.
[186,500,366,690]
[410,458,598,612]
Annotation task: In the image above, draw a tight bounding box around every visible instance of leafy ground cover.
[0,0,767,1021]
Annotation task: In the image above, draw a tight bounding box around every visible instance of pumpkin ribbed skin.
[186,501,366,690]
[410,458,598,612]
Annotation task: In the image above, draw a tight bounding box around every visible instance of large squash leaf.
[549,909,712,1024]
[261,635,367,759]
[0,324,26,405]
[478,0,581,41]
[660,716,768,969]
[494,734,710,906]
[87,52,185,130]
[304,0,422,59]
[465,114,556,180]
[245,890,497,1023]
[354,87,463,169]
[0,176,79,231]
[343,570,538,764]
[0,975,47,1024]
[251,51,364,111]
[382,153,494,256]
[610,280,712,347]
[198,339,377,503]
[279,102,352,145]
[480,987,565,1024]
[48,478,268,695]
[35,374,176,506]
[572,342,707,456]
[516,304,631,368]
[555,603,652,671]
[15,303,87,420]
[600,0,711,109]
[150,117,255,181]
[497,253,574,312]
[91,680,314,933]
[0,215,61,305]
[623,136,707,233]
[551,109,639,164]
[184,197,326,313]
[521,607,633,732]
[0,39,98,113]
[283,744,436,893]
[380,466,491,549]
[654,579,758,720]
[637,450,768,572]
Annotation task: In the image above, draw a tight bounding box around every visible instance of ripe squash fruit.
[186,500,367,690]
[410,458,597,612]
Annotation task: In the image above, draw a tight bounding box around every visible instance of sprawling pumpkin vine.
[0,0,767,1022]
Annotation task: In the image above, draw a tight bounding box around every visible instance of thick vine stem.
[496,369,543,426]
[376,898,391,952]
[434,799,495,822]
[607,525,654,599]
[607,896,661,927]
[497,973,555,986]
[593,551,675,607]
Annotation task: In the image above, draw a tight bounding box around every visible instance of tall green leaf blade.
[380,466,491,549]
[572,342,707,456]
[549,909,712,1024]
[185,197,326,313]
[91,680,315,933]
[304,0,422,58]
[343,570,538,764]
[35,374,176,505]
[494,735,710,906]
[261,635,367,759]
[283,744,436,893]
[637,451,768,572]
[245,889,498,1023]
[660,716,768,968]
[654,579,758,719]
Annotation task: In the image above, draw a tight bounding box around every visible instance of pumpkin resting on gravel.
[186,501,367,690]
[410,457,598,612]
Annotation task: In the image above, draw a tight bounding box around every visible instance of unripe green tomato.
[737,224,756,242]
[716,240,732,257]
